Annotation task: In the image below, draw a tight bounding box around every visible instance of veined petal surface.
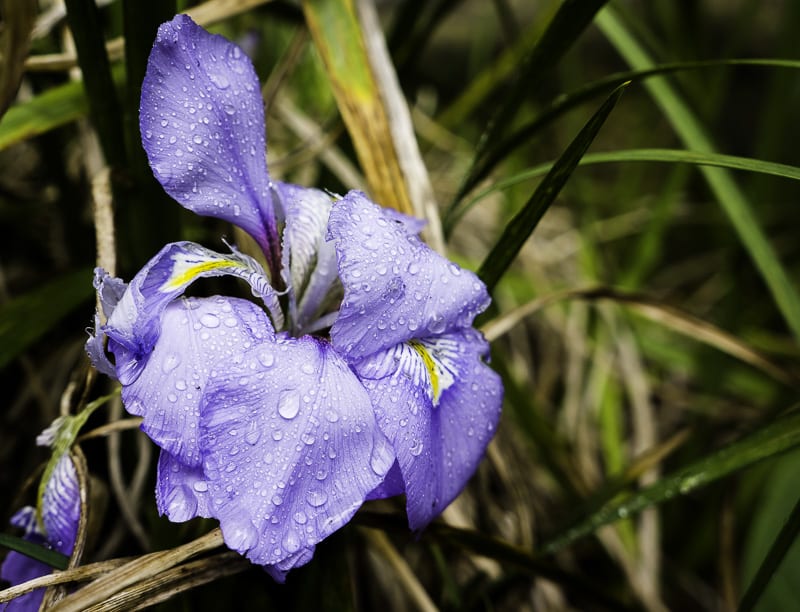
[121,296,274,467]
[140,14,279,261]
[278,183,340,333]
[199,336,394,567]
[155,449,214,522]
[104,241,280,386]
[328,192,490,361]
[354,329,502,530]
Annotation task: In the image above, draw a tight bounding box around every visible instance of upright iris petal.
[140,14,280,269]
[328,193,503,530]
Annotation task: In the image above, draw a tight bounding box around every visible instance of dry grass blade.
[24,0,275,72]
[83,552,250,612]
[483,286,796,386]
[51,529,224,612]
[0,558,130,603]
[363,530,439,612]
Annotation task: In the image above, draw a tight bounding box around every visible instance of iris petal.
[121,296,274,467]
[140,15,279,262]
[354,328,502,530]
[278,183,340,333]
[199,335,394,566]
[155,449,214,522]
[103,241,280,386]
[328,191,490,361]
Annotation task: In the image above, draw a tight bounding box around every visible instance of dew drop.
[282,530,301,553]
[162,354,181,373]
[200,313,220,328]
[409,440,424,456]
[208,72,230,89]
[277,390,300,420]
[306,490,328,507]
[245,421,261,446]
[193,480,209,492]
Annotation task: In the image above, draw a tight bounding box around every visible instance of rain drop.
[277,390,300,420]
[306,490,328,507]
[409,440,424,456]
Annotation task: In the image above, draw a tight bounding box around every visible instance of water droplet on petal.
[245,422,261,446]
[226,520,259,552]
[278,390,300,420]
[282,530,301,553]
[410,440,424,456]
[306,489,328,507]
[162,354,181,373]
[200,313,220,328]
[193,480,209,492]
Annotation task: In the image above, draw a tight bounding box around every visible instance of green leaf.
[541,409,800,555]
[0,533,69,570]
[455,0,610,207]
[0,268,94,369]
[0,81,89,151]
[64,0,126,167]
[476,82,628,294]
[454,148,800,229]
[448,58,800,209]
[596,6,800,343]
[739,494,800,612]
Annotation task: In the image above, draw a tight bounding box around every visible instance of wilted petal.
[278,183,340,333]
[122,296,274,467]
[354,329,502,530]
[155,449,213,522]
[104,241,280,386]
[200,336,394,567]
[328,192,490,361]
[140,14,279,262]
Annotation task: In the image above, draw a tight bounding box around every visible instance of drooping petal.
[140,14,280,264]
[264,546,316,583]
[121,296,274,467]
[103,241,280,386]
[199,335,394,567]
[328,191,490,361]
[277,183,340,333]
[155,449,214,522]
[353,329,502,530]
[41,454,81,555]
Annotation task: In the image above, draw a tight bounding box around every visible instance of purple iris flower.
[1,453,80,611]
[87,14,502,578]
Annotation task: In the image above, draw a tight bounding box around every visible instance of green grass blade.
[739,494,800,612]
[455,0,609,207]
[476,83,628,294]
[0,268,94,369]
[64,0,127,168]
[541,409,800,555]
[0,533,70,570]
[596,6,800,342]
[456,148,800,228]
[447,58,800,211]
